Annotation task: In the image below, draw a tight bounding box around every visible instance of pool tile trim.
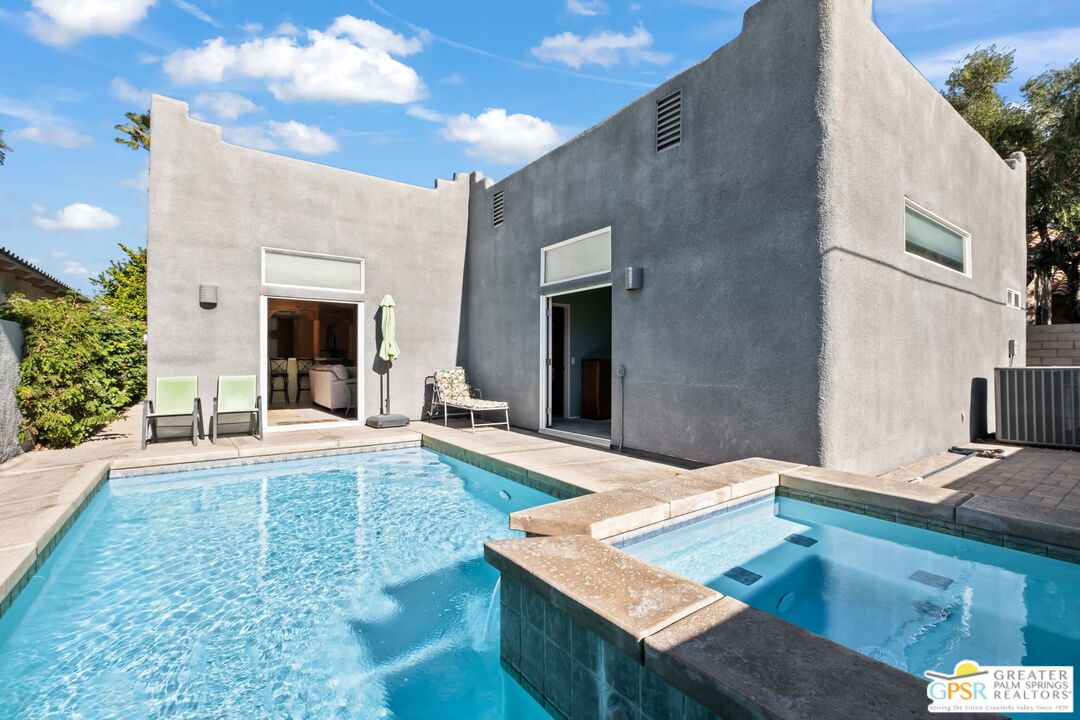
[0,462,109,618]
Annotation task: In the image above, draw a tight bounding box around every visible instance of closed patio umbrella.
[366,295,409,428]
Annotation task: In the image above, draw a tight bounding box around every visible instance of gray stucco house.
[147,0,1026,475]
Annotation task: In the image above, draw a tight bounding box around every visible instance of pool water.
[626,495,1080,719]
[0,448,555,719]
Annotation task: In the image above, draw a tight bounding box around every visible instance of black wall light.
[625,267,643,291]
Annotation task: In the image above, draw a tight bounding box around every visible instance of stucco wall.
[465,0,827,466]
[147,96,472,420]
[816,0,1028,473]
[0,320,25,464]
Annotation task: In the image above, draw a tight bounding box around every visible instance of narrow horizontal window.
[904,201,969,274]
[542,228,611,285]
[262,248,365,293]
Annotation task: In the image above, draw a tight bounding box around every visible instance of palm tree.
[0,129,10,165]
[114,111,150,152]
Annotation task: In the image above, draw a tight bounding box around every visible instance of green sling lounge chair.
[142,376,203,449]
[427,367,510,432]
[210,375,262,443]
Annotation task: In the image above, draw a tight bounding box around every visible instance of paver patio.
[881,443,1080,512]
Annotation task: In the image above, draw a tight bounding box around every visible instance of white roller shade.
[263,249,365,292]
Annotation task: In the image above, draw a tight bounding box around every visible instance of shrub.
[2,294,146,447]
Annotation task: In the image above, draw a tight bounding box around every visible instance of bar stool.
[269,358,290,404]
[296,358,314,403]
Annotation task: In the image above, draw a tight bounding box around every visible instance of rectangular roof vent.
[492,189,505,227]
[656,90,682,152]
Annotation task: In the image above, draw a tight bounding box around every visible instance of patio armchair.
[210,375,262,443]
[142,376,203,450]
[428,367,510,432]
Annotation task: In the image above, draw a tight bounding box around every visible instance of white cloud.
[163,16,426,104]
[241,22,262,34]
[326,16,424,55]
[531,25,672,69]
[271,21,299,36]
[27,0,157,46]
[407,105,446,123]
[441,73,465,86]
[34,203,121,231]
[223,120,340,156]
[911,27,1080,87]
[172,0,218,27]
[63,261,90,276]
[567,0,608,16]
[10,125,92,148]
[194,91,259,120]
[267,120,339,155]
[441,108,562,164]
[0,95,92,148]
[137,51,159,64]
[110,77,151,107]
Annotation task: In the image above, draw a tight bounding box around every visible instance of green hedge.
[2,294,146,447]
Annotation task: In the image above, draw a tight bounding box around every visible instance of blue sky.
[0,0,1077,293]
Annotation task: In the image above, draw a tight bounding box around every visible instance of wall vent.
[492,189,505,227]
[656,90,682,152]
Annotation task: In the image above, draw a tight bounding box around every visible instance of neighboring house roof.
[0,247,71,298]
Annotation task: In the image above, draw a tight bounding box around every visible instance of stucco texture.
[146,0,1026,474]
[0,320,25,464]
[147,96,471,420]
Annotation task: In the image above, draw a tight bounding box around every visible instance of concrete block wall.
[500,576,720,720]
[1026,325,1080,366]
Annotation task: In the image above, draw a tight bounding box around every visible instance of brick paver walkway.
[883,444,1080,511]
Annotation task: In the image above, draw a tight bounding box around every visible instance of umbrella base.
[365,413,410,429]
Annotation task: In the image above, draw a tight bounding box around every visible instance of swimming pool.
[0,448,555,719]
[625,494,1080,718]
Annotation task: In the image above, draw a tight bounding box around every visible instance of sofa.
[310,365,354,411]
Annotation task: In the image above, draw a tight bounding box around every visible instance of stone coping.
[956,494,1080,552]
[509,458,804,540]
[645,597,1003,720]
[779,465,972,521]
[484,535,720,660]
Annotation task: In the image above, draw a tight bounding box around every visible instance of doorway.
[542,285,612,444]
[260,297,363,430]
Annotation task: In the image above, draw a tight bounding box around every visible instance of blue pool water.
[626,495,1080,719]
[0,448,555,719]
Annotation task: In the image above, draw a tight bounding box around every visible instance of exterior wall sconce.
[199,284,218,309]
[625,266,643,291]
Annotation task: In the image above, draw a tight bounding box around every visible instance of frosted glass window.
[905,203,968,274]
[543,229,611,285]
[263,249,365,292]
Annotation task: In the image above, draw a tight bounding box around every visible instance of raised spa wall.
[486,457,1080,719]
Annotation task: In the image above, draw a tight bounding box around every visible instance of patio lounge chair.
[142,376,203,449]
[210,375,262,443]
[428,367,510,432]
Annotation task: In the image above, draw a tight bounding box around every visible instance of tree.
[91,243,146,323]
[0,129,10,165]
[114,111,150,151]
[945,48,1080,322]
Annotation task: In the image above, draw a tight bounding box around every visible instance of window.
[1007,289,1023,309]
[262,248,365,293]
[904,200,969,274]
[656,90,681,152]
[542,228,611,285]
[493,189,505,227]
